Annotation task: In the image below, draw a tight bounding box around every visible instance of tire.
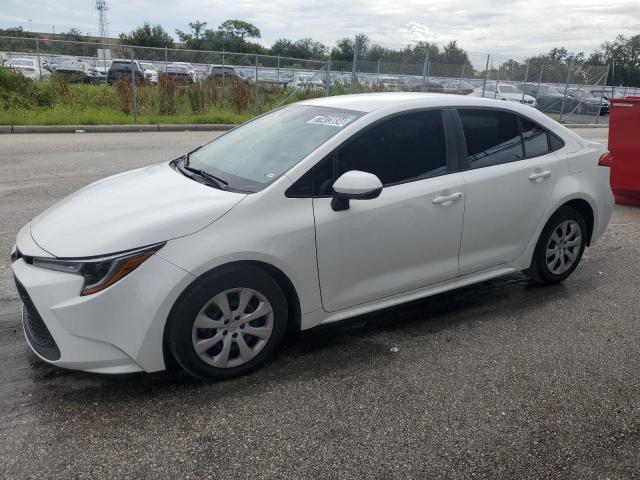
[166,264,288,380]
[526,206,587,284]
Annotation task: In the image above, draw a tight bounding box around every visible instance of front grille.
[14,278,61,361]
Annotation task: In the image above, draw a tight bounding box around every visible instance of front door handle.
[529,170,551,182]
[432,192,463,206]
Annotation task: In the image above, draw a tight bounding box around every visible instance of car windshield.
[188,105,364,192]
[499,85,521,93]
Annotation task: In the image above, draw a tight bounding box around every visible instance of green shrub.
[0,66,37,109]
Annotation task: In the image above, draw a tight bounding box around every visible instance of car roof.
[299,92,532,113]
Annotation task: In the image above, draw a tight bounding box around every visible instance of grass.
[0,106,254,126]
[0,66,337,126]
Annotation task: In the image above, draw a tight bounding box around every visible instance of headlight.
[30,243,164,296]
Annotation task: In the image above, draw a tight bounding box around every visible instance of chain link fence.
[1,35,638,126]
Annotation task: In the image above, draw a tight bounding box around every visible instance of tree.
[119,22,174,48]
[331,37,355,62]
[174,20,265,54]
[270,37,327,59]
[589,35,640,86]
[175,21,207,50]
[218,20,260,41]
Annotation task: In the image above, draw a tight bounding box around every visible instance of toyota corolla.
[11,93,614,380]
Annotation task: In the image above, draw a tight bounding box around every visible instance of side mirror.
[331,170,383,211]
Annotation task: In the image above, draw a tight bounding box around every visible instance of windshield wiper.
[178,155,229,190]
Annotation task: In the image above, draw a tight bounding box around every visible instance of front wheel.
[166,265,288,380]
[526,206,587,284]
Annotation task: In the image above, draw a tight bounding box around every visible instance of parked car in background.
[53,61,97,83]
[292,76,324,91]
[139,62,159,84]
[4,58,51,81]
[171,62,198,81]
[162,64,195,85]
[522,84,570,113]
[568,89,609,115]
[443,80,475,95]
[41,60,57,73]
[208,64,241,82]
[589,90,625,102]
[471,83,537,107]
[107,59,144,84]
[409,80,445,93]
[93,59,112,82]
[10,93,614,380]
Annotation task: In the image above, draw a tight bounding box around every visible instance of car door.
[454,108,560,275]
[309,109,466,312]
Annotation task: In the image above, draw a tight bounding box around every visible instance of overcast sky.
[1,0,639,57]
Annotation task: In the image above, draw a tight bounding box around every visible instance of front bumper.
[11,248,194,374]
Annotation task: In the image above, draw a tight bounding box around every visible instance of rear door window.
[458,109,523,168]
[520,117,551,158]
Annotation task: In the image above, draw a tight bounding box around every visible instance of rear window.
[458,109,523,168]
[211,67,235,75]
[8,59,34,66]
[499,85,521,94]
[111,61,135,69]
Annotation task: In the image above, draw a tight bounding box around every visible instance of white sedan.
[139,62,159,84]
[5,58,51,81]
[11,93,614,379]
[471,83,537,107]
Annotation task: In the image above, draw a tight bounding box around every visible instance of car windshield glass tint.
[188,105,364,192]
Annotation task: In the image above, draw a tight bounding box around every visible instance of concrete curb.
[562,123,609,129]
[0,123,605,133]
[3,124,236,134]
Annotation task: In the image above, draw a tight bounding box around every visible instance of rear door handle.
[432,192,463,206]
[529,170,551,182]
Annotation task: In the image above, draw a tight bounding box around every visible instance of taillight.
[598,151,613,167]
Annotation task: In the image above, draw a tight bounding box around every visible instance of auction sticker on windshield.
[307,115,353,127]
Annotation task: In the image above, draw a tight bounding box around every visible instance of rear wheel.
[526,206,587,284]
[166,264,287,380]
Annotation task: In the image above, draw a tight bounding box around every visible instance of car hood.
[30,162,246,258]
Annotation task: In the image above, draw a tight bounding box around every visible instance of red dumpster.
[609,97,640,206]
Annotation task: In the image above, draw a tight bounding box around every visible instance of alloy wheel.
[545,220,582,275]
[192,287,274,369]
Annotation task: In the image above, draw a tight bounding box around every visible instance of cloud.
[0,0,638,56]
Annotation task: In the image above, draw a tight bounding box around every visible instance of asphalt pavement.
[2,128,640,479]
